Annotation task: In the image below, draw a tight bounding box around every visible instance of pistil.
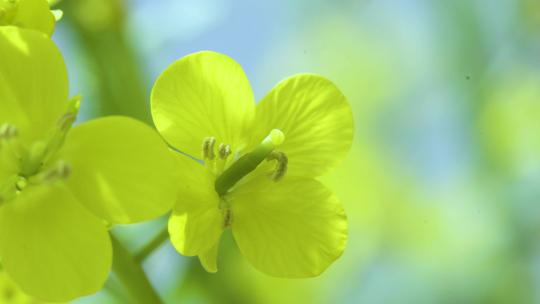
[214,129,285,196]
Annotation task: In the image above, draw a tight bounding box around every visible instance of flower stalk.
[134,225,170,263]
[110,234,163,304]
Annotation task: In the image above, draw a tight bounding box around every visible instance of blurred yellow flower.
[481,72,540,172]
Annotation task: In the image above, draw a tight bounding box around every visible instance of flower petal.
[0,184,112,301]
[168,154,223,256]
[11,0,56,36]
[151,51,255,158]
[251,74,353,178]
[0,26,67,144]
[59,116,177,224]
[230,176,348,278]
[198,241,219,273]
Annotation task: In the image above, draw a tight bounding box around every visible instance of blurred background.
[5,0,539,303]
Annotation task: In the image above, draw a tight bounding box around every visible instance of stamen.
[0,124,18,140]
[0,123,21,160]
[29,160,71,184]
[19,142,46,177]
[40,95,81,165]
[222,208,233,228]
[218,143,231,160]
[214,129,285,196]
[57,96,81,131]
[267,151,288,181]
[202,137,216,160]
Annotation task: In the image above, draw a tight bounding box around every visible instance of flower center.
[201,129,287,228]
[0,97,80,206]
[202,129,287,197]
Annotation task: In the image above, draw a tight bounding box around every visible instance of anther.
[57,95,81,131]
[214,129,287,196]
[222,208,233,228]
[0,124,21,159]
[0,124,18,140]
[58,111,77,131]
[267,151,288,181]
[47,161,71,181]
[30,161,71,184]
[218,143,231,160]
[202,137,216,160]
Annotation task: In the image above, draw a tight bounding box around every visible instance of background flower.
[0,26,177,301]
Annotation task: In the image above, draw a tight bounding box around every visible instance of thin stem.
[134,225,169,263]
[110,234,163,304]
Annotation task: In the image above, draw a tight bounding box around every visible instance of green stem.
[134,226,169,263]
[110,234,163,304]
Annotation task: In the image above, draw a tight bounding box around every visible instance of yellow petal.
[151,51,255,158]
[230,176,347,278]
[198,241,220,273]
[0,26,68,144]
[59,116,177,224]
[0,184,112,301]
[168,154,223,256]
[11,0,56,36]
[250,74,353,178]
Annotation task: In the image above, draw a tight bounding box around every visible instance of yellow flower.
[151,51,353,277]
[0,27,177,301]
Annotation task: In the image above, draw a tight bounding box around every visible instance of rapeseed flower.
[151,51,353,277]
[0,26,177,301]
